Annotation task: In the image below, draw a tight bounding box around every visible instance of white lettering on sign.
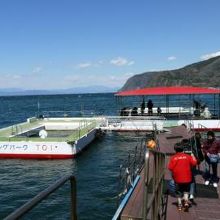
[0,143,59,152]
[0,144,28,151]
[36,144,58,151]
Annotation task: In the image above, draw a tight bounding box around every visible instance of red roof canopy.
[115,86,220,96]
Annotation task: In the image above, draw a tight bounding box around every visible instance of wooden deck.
[120,168,144,220]
[120,126,220,220]
[165,161,220,220]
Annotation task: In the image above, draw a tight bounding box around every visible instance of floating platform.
[100,116,220,132]
[0,117,104,159]
[1,115,220,159]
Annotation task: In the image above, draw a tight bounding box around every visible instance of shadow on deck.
[164,159,220,220]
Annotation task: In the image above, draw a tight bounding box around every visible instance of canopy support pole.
[218,94,220,119]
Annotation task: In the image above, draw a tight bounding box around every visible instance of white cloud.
[2,74,22,80]
[200,51,220,60]
[148,68,164,72]
[76,60,105,69]
[167,56,176,61]
[104,72,135,86]
[12,74,21,79]
[98,60,104,65]
[123,72,134,77]
[0,73,23,88]
[109,75,116,80]
[110,57,134,66]
[77,62,92,69]
[128,61,135,66]
[32,66,43,73]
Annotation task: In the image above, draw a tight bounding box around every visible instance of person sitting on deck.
[147,99,153,115]
[202,131,220,188]
[157,107,162,116]
[168,143,197,211]
[120,107,129,116]
[131,107,138,116]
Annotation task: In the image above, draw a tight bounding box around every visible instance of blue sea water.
[0,93,143,220]
[0,93,218,219]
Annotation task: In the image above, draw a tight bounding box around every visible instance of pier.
[115,126,220,220]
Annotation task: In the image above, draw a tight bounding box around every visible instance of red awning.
[115,86,220,96]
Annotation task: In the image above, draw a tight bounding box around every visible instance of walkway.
[120,126,220,220]
[165,168,220,220]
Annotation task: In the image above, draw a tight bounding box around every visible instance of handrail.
[143,149,166,220]
[198,123,208,129]
[112,175,141,220]
[4,175,77,220]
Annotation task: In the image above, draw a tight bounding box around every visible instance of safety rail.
[143,149,166,220]
[4,175,77,220]
[100,116,165,132]
[198,123,208,130]
[0,117,103,143]
[183,119,194,132]
[117,137,146,206]
[116,130,159,204]
[112,130,161,219]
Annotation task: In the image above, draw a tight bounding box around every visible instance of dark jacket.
[203,139,220,155]
[190,137,204,162]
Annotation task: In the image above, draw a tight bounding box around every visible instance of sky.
[0,0,220,90]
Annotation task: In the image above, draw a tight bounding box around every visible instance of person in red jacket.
[168,143,197,211]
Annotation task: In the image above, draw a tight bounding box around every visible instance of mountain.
[120,56,220,91]
[0,86,118,96]
[60,85,118,94]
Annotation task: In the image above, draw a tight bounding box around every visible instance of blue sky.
[0,0,220,90]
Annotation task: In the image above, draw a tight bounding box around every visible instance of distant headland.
[120,56,220,91]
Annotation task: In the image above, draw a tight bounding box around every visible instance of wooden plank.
[112,176,140,220]
[158,126,193,155]
[121,170,144,220]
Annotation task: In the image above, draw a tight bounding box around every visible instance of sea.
[0,93,218,219]
[0,93,144,220]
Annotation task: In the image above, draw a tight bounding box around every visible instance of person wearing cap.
[202,130,220,187]
[168,142,197,211]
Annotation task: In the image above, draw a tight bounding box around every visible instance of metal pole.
[152,153,157,220]
[214,94,216,117]
[219,94,220,119]
[143,149,150,220]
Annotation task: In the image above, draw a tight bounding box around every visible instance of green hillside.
[120,56,220,91]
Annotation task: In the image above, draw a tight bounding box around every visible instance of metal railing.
[4,175,77,220]
[117,138,146,205]
[143,149,166,220]
[0,118,102,143]
[116,130,159,204]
